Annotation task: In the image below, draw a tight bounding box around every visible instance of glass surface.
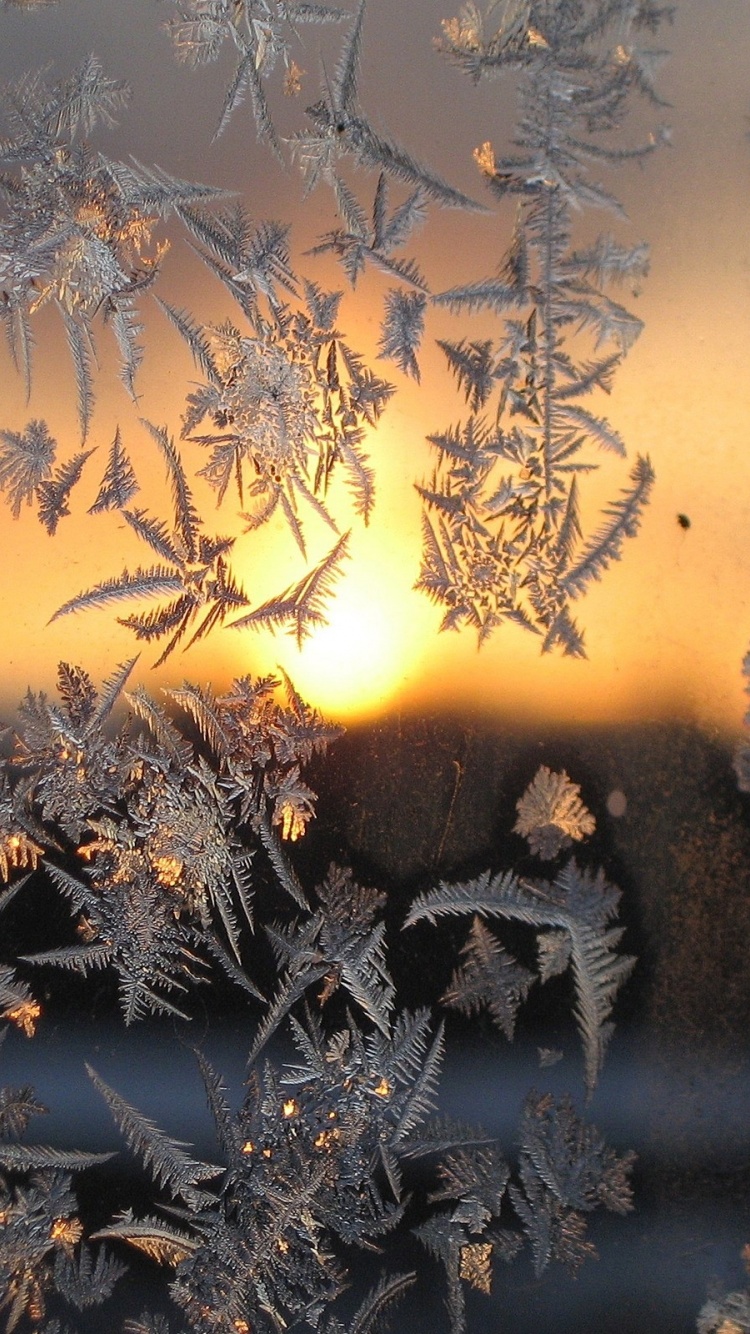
[1,2,749,1331]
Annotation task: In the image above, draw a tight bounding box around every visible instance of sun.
[284,561,428,720]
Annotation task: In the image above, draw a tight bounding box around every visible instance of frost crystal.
[419,0,668,655]
[513,765,595,859]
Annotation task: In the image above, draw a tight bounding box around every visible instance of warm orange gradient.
[1,0,749,738]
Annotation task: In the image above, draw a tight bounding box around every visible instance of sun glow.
[2,2,750,741]
[286,565,428,720]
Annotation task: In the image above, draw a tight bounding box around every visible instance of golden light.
[279,540,432,721]
[372,1076,392,1099]
[1,3,750,742]
[291,599,394,718]
[2,1000,42,1038]
[0,832,42,882]
[49,1217,84,1249]
[278,802,305,842]
[152,854,184,888]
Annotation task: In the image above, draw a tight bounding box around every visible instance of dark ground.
[4,713,750,1332]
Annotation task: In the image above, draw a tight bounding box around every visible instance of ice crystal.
[458,1241,493,1294]
[168,668,341,836]
[0,780,43,887]
[406,854,635,1097]
[0,677,638,1325]
[10,658,139,842]
[378,288,427,382]
[0,969,42,1042]
[0,57,222,434]
[35,448,94,535]
[250,862,395,1059]
[513,765,596,859]
[2,660,341,1022]
[49,422,250,665]
[0,416,87,538]
[90,1007,446,1331]
[88,427,139,514]
[0,4,649,1326]
[418,0,669,655]
[229,530,351,647]
[509,1091,635,1277]
[0,1077,121,1332]
[308,173,428,292]
[171,273,392,538]
[289,0,483,213]
[698,1286,750,1334]
[441,915,533,1039]
[161,0,347,147]
[0,421,57,518]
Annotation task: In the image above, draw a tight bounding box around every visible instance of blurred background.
[1,0,749,731]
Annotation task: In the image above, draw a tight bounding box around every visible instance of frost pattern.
[418,0,669,655]
[513,765,596,859]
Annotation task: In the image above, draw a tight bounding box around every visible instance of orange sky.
[2,0,750,736]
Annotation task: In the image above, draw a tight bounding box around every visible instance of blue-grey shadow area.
[3,1017,749,1333]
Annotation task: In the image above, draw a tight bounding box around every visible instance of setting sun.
[283,554,429,719]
